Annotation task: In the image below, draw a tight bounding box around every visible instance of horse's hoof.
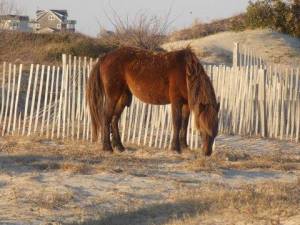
[171,148,182,154]
[115,145,125,152]
[102,146,113,153]
[180,143,189,149]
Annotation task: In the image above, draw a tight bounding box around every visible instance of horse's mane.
[184,47,218,113]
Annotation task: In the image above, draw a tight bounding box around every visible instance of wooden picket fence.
[0,54,299,150]
[0,56,94,141]
[233,42,266,68]
[207,65,299,141]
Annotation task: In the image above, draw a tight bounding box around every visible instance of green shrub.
[245,0,300,37]
[169,0,300,42]
[246,0,274,28]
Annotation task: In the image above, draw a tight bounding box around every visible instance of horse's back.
[101,47,188,105]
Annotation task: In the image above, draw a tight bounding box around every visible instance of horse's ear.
[217,102,220,112]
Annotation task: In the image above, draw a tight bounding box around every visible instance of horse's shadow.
[124,145,139,153]
[67,199,210,225]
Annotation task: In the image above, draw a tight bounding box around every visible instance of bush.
[98,11,170,51]
[0,31,113,64]
[168,14,246,42]
[245,0,300,37]
[168,0,300,42]
[246,0,274,28]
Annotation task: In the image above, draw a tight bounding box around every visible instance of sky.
[13,0,250,37]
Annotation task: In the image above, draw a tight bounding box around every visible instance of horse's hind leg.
[111,91,132,152]
[180,104,190,149]
[102,98,117,152]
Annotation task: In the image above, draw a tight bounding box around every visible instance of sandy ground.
[163,29,300,66]
[0,135,299,225]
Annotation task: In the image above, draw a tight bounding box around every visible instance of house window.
[10,22,19,30]
[36,23,40,29]
[67,23,74,29]
[49,15,54,20]
[57,23,61,29]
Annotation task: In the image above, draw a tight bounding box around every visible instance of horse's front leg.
[171,101,183,153]
[180,104,190,149]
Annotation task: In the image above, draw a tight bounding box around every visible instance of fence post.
[233,42,240,68]
[0,62,6,124]
[258,68,267,137]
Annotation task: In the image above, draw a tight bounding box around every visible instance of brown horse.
[86,47,220,156]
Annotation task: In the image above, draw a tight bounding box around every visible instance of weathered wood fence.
[233,42,266,68]
[0,53,299,150]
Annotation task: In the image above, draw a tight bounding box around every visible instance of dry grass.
[69,180,300,225]
[168,14,246,42]
[0,135,299,224]
[1,135,299,175]
[0,31,113,65]
[11,186,74,210]
[0,136,98,175]
[181,150,300,173]
[0,136,162,176]
[30,189,74,210]
[60,162,92,174]
[166,179,300,225]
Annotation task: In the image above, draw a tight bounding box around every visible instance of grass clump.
[0,31,113,65]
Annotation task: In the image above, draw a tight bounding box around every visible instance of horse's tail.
[86,58,104,141]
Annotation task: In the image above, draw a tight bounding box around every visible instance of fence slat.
[13,64,23,132]
[0,62,6,124]
[33,65,45,134]
[40,66,51,135]
[22,64,34,135]
[2,63,12,135]
[76,58,82,139]
[46,66,55,138]
[6,64,16,134]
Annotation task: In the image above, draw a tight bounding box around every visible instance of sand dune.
[163,29,300,66]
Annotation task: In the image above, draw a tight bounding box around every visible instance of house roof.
[0,15,29,21]
[36,9,68,21]
[51,10,68,17]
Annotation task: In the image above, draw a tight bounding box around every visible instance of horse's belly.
[131,89,170,105]
[126,77,170,105]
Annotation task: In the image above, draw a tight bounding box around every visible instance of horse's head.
[195,103,220,156]
[185,47,220,156]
